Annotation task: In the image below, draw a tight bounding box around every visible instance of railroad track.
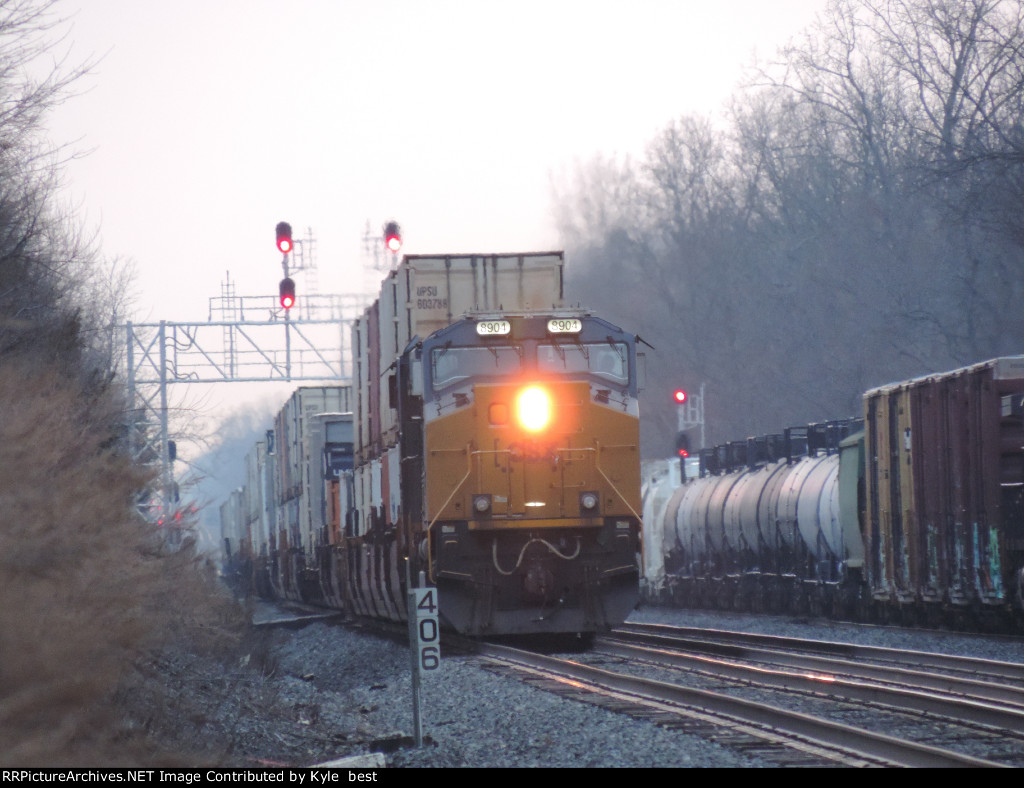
[468,630,1021,768]
[610,622,1024,716]
[250,600,342,629]
[616,621,1024,682]
[250,603,1024,766]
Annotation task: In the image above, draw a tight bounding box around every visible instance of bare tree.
[0,0,111,378]
[555,0,1024,456]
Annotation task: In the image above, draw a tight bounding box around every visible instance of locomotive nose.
[523,560,556,598]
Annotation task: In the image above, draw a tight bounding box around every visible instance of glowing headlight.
[517,385,551,432]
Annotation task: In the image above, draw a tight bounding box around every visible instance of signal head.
[276,221,293,254]
[384,220,402,253]
[673,389,687,404]
[279,277,295,310]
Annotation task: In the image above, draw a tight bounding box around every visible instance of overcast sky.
[47,0,828,323]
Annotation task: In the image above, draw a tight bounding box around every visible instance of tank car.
[642,421,864,617]
[643,355,1024,629]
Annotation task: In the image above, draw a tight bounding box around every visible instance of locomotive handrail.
[423,446,517,581]
[424,444,475,583]
[423,445,525,579]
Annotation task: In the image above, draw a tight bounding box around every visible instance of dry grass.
[0,360,248,766]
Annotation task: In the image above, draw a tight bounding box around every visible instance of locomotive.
[222,252,643,637]
[642,356,1024,630]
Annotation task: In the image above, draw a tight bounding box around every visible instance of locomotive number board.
[547,317,582,334]
[476,319,511,336]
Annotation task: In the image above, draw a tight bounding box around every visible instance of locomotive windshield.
[538,341,629,385]
[432,345,521,388]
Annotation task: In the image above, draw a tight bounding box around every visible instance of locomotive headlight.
[472,494,492,514]
[579,491,599,513]
[517,385,551,432]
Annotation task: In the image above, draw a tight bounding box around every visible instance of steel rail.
[608,629,1024,710]
[616,622,1024,682]
[596,637,1024,733]
[474,640,1006,768]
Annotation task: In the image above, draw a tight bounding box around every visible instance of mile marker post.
[407,565,440,748]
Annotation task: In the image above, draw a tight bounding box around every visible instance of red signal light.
[276,221,293,254]
[279,277,295,310]
[384,220,402,253]
[673,389,687,404]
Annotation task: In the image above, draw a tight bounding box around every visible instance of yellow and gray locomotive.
[392,311,642,635]
[222,253,643,638]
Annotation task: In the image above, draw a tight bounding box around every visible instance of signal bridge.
[121,219,401,536]
[124,292,372,386]
[119,271,374,533]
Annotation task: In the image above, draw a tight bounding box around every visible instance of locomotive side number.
[413,588,441,674]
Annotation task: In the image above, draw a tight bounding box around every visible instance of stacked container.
[352,253,564,465]
[349,253,565,539]
[272,385,354,599]
[344,253,565,622]
[219,488,245,565]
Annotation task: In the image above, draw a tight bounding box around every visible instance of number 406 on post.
[414,588,440,674]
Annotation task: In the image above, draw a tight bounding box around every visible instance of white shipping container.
[243,440,275,559]
[242,442,262,541]
[272,386,353,563]
[355,252,565,464]
[260,438,277,552]
[307,412,353,550]
[219,488,245,561]
[352,309,374,464]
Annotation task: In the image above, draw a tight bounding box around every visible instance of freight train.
[221,252,643,636]
[641,356,1024,630]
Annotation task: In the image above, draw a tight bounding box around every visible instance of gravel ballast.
[178,604,1023,769]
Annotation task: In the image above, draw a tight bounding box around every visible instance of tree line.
[554,0,1024,457]
[0,1,242,765]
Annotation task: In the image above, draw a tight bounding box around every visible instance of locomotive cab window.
[538,342,629,385]
[431,345,521,390]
